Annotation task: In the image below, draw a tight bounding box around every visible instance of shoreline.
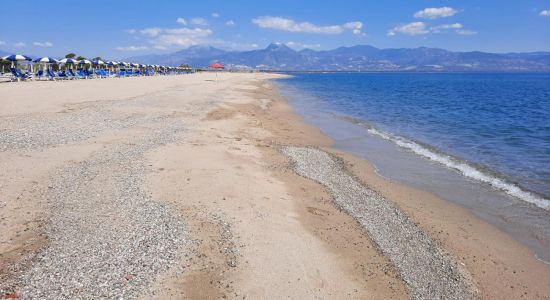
[250,77,550,298]
[0,72,548,298]
[274,75,550,264]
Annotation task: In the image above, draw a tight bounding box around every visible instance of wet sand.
[0,72,549,299]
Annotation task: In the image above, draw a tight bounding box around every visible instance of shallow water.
[275,73,550,263]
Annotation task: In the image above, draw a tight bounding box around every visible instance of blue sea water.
[275,72,550,262]
[277,72,550,209]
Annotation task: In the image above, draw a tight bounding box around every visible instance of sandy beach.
[1,72,549,299]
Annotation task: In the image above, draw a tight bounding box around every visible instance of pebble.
[283,146,477,300]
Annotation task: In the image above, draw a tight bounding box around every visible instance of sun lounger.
[10,68,32,81]
[76,69,87,79]
[47,69,60,80]
[57,70,74,80]
[35,70,45,79]
[68,69,79,79]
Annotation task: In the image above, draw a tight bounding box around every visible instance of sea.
[275,72,550,263]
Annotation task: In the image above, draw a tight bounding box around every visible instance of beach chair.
[10,67,32,81]
[85,69,94,78]
[47,69,60,80]
[76,69,87,79]
[58,70,73,80]
[35,70,45,80]
[68,69,79,79]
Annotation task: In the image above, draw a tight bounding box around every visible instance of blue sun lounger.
[76,69,88,79]
[67,69,80,79]
[47,69,60,80]
[10,68,32,81]
[58,70,75,80]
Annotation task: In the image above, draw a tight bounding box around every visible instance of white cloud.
[126,29,137,34]
[140,27,163,37]
[252,16,363,35]
[133,27,213,49]
[212,12,220,18]
[343,21,365,35]
[33,41,53,47]
[414,7,458,19]
[226,20,235,26]
[540,10,550,16]
[176,17,187,25]
[285,41,321,50]
[190,17,208,26]
[116,45,148,51]
[388,22,429,36]
[13,42,26,48]
[0,40,6,46]
[456,29,477,35]
[430,23,462,33]
[389,22,475,36]
[162,28,211,35]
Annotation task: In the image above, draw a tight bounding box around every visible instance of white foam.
[364,126,550,210]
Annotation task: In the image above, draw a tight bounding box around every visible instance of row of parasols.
[0,54,191,71]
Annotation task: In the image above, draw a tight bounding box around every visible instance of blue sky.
[1,0,549,59]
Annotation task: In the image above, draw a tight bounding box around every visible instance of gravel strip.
[0,102,162,151]
[283,146,477,300]
[3,122,188,299]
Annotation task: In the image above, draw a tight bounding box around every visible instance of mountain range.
[126,43,550,72]
[3,44,550,72]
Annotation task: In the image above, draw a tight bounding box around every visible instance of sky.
[1,0,549,59]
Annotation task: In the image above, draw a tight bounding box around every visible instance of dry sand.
[0,72,548,299]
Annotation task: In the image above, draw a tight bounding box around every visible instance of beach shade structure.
[209,63,225,81]
[78,60,92,76]
[78,59,92,70]
[59,58,78,64]
[33,57,59,73]
[3,54,32,62]
[106,61,118,73]
[209,63,225,69]
[92,59,105,65]
[33,57,58,64]
[3,54,33,69]
[59,58,78,70]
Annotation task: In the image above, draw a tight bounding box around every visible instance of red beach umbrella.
[209,63,225,69]
[208,63,224,82]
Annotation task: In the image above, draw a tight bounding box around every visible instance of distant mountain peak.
[266,43,294,52]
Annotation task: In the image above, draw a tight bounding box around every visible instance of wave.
[340,116,550,210]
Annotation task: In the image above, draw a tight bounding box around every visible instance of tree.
[93,56,103,61]
[65,53,76,58]
[76,56,86,61]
